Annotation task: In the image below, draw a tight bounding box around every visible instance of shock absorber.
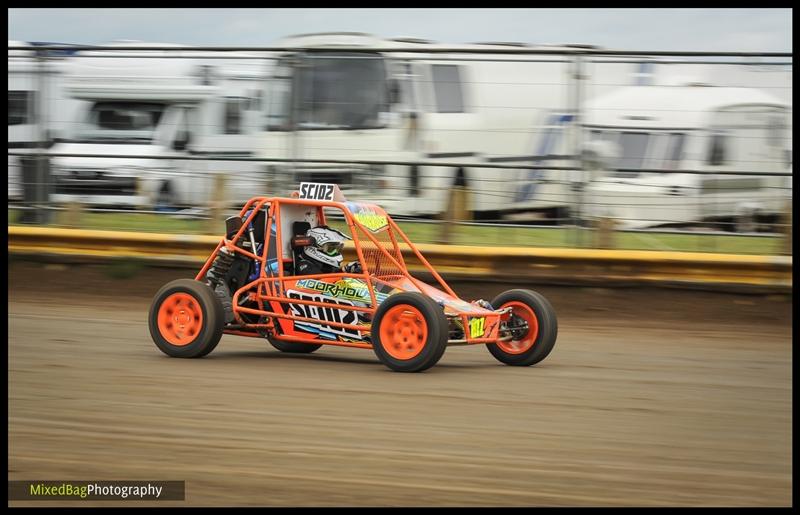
[206,246,235,288]
[206,246,236,324]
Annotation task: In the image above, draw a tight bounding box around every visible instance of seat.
[290,221,312,274]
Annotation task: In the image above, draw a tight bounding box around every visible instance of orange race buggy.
[148,184,557,372]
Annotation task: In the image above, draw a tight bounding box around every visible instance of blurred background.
[8,8,793,508]
[7,8,793,253]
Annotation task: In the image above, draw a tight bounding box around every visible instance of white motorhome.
[48,41,271,208]
[582,84,792,230]
[8,40,82,200]
[257,33,645,219]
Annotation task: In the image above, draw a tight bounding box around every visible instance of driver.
[295,225,363,276]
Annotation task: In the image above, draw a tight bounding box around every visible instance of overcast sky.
[7,8,793,52]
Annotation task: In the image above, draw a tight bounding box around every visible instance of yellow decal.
[354,211,388,232]
[469,317,486,339]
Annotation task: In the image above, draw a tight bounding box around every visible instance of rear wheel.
[262,314,323,354]
[149,279,224,358]
[487,289,557,366]
[371,292,448,372]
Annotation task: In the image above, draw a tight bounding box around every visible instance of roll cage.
[196,195,509,348]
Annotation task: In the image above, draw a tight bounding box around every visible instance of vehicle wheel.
[257,314,322,354]
[487,289,557,366]
[267,338,322,354]
[371,292,448,372]
[149,279,224,358]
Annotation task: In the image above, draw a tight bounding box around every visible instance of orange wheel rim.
[157,292,204,346]
[379,304,428,360]
[497,301,539,355]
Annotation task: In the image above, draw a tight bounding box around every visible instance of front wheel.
[371,292,448,372]
[148,279,224,358]
[487,289,557,366]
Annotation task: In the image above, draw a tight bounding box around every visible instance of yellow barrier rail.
[8,226,792,292]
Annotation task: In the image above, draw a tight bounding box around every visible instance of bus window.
[395,61,418,113]
[662,133,685,170]
[266,57,292,131]
[615,132,649,177]
[431,64,465,113]
[295,52,389,130]
[8,90,35,126]
[708,132,727,166]
[766,114,786,148]
[647,132,669,170]
[224,97,243,134]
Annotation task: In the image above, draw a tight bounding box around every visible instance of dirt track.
[8,262,793,506]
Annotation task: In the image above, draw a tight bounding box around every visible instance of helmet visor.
[320,241,344,256]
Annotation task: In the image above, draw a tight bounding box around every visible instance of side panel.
[270,276,375,343]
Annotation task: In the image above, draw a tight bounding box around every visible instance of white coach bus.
[256,32,646,219]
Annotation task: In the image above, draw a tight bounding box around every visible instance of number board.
[298,182,336,201]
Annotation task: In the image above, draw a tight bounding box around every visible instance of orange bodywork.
[195,196,511,349]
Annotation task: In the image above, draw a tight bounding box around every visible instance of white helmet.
[303,226,350,271]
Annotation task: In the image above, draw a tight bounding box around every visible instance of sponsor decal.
[353,209,389,233]
[286,289,362,340]
[296,278,370,303]
[469,317,486,338]
[296,278,389,304]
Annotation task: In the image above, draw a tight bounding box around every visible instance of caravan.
[582,84,792,230]
[643,58,793,105]
[47,41,271,208]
